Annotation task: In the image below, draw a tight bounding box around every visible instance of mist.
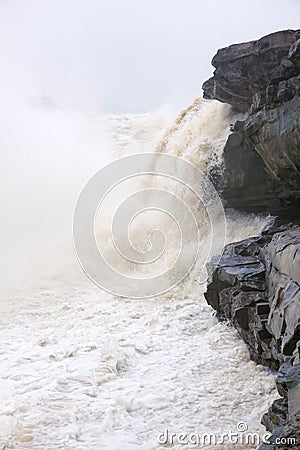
[0,0,299,112]
[0,0,299,297]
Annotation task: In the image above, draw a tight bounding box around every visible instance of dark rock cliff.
[206,221,300,369]
[202,29,300,113]
[203,30,300,450]
[205,221,300,448]
[203,29,300,219]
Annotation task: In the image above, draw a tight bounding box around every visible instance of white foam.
[0,98,277,449]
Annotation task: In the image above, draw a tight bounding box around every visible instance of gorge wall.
[203,29,300,219]
[203,30,300,449]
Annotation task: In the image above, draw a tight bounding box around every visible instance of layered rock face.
[205,222,300,448]
[203,30,300,113]
[203,30,300,218]
[206,222,300,371]
[203,30,300,450]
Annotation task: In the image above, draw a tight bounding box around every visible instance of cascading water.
[0,97,277,450]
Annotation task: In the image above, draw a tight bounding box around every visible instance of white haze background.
[0,0,299,294]
[1,0,300,112]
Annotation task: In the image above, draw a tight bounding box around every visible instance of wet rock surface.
[206,222,300,370]
[260,364,300,449]
[205,221,300,449]
[203,29,300,450]
[203,29,300,218]
[202,29,300,113]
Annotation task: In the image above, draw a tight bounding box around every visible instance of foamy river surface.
[0,99,277,449]
[0,276,276,450]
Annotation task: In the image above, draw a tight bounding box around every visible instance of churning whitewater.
[0,98,277,450]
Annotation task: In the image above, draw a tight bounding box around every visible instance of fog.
[0,0,299,297]
[0,0,299,112]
